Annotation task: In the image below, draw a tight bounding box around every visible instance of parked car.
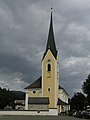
[74,111,90,119]
[76,111,83,118]
[73,111,77,117]
[83,111,90,119]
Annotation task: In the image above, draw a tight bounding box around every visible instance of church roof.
[25,76,42,89]
[28,97,49,104]
[25,76,68,96]
[42,12,57,60]
[57,98,69,105]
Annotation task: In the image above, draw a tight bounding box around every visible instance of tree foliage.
[82,74,90,105]
[70,92,86,111]
[0,87,25,109]
[82,74,90,95]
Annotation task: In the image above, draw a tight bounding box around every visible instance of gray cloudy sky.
[0,0,90,97]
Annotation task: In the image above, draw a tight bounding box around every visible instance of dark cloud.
[0,0,90,97]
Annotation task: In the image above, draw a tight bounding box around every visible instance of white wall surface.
[59,89,69,103]
[0,109,58,116]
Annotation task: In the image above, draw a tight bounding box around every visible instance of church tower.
[25,9,70,114]
[42,11,59,109]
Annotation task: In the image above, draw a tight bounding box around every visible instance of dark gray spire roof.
[42,12,57,60]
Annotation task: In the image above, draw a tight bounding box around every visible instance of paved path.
[0,116,87,120]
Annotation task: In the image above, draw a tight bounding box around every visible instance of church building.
[25,11,70,115]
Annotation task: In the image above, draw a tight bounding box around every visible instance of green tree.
[70,92,86,111]
[0,87,25,109]
[82,74,90,105]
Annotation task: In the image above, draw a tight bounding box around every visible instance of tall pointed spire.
[42,9,57,60]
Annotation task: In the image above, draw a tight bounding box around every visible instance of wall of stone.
[28,104,49,111]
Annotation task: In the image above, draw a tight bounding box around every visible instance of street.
[0,115,87,120]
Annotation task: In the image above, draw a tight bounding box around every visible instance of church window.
[33,90,36,94]
[48,88,51,92]
[48,59,51,62]
[47,64,51,71]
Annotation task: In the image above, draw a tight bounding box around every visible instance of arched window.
[47,64,51,71]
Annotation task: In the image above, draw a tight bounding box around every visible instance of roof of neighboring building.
[57,98,69,105]
[42,12,57,60]
[59,85,63,89]
[28,97,49,104]
[25,76,42,89]
[59,85,69,96]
